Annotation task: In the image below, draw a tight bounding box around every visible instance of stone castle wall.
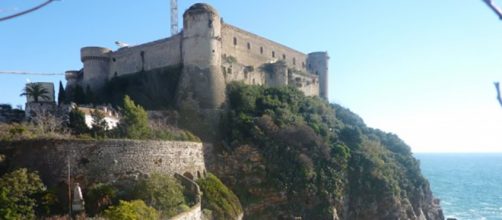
[222,24,308,72]
[109,34,182,78]
[0,139,206,187]
[220,24,319,96]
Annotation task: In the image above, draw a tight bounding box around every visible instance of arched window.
[233,37,237,46]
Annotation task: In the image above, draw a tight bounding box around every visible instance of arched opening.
[197,171,201,179]
[183,172,194,180]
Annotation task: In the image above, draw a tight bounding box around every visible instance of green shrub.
[131,173,186,218]
[85,183,118,216]
[103,200,159,220]
[68,108,89,135]
[0,168,46,220]
[196,173,242,220]
[0,123,35,141]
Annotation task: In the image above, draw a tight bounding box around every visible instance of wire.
[0,0,57,22]
[0,71,64,76]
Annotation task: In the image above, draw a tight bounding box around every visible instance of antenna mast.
[171,0,179,36]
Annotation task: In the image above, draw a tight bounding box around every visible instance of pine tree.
[120,95,151,139]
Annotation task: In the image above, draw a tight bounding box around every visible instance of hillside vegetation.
[210,82,442,219]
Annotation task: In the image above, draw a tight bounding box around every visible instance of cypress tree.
[57,81,65,105]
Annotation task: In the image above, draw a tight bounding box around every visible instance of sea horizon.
[416,153,502,220]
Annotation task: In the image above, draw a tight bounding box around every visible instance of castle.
[65,3,329,110]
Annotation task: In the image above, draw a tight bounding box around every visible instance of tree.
[69,108,89,134]
[103,200,159,220]
[20,83,50,103]
[120,95,151,139]
[91,110,108,138]
[57,81,65,105]
[73,85,86,104]
[30,106,67,135]
[0,169,46,220]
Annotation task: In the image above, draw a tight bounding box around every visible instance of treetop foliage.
[0,169,46,220]
[224,82,428,219]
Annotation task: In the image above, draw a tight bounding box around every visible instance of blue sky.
[1,0,502,152]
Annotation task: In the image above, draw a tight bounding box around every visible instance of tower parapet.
[65,70,82,88]
[80,47,111,92]
[307,52,329,100]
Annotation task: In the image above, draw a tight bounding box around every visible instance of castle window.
[253,79,255,84]
[233,37,237,46]
[302,62,305,68]
[283,54,286,60]
[272,51,275,58]
[112,58,116,62]
[293,58,296,65]
[247,42,251,50]
[260,47,263,54]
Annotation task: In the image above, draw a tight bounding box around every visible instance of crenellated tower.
[307,52,329,100]
[80,47,112,93]
[177,3,225,109]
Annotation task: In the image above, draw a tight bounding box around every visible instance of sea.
[415,153,502,220]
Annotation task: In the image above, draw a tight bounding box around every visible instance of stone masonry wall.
[0,139,206,187]
[109,34,182,78]
[221,24,319,96]
[222,24,308,72]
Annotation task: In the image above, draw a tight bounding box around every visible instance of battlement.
[65,70,81,80]
[80,47,112,62]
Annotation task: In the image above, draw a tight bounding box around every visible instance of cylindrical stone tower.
[80,47,111,93]
[307,52,329,100]
[178,3,225,109]
[65,70,81,88]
